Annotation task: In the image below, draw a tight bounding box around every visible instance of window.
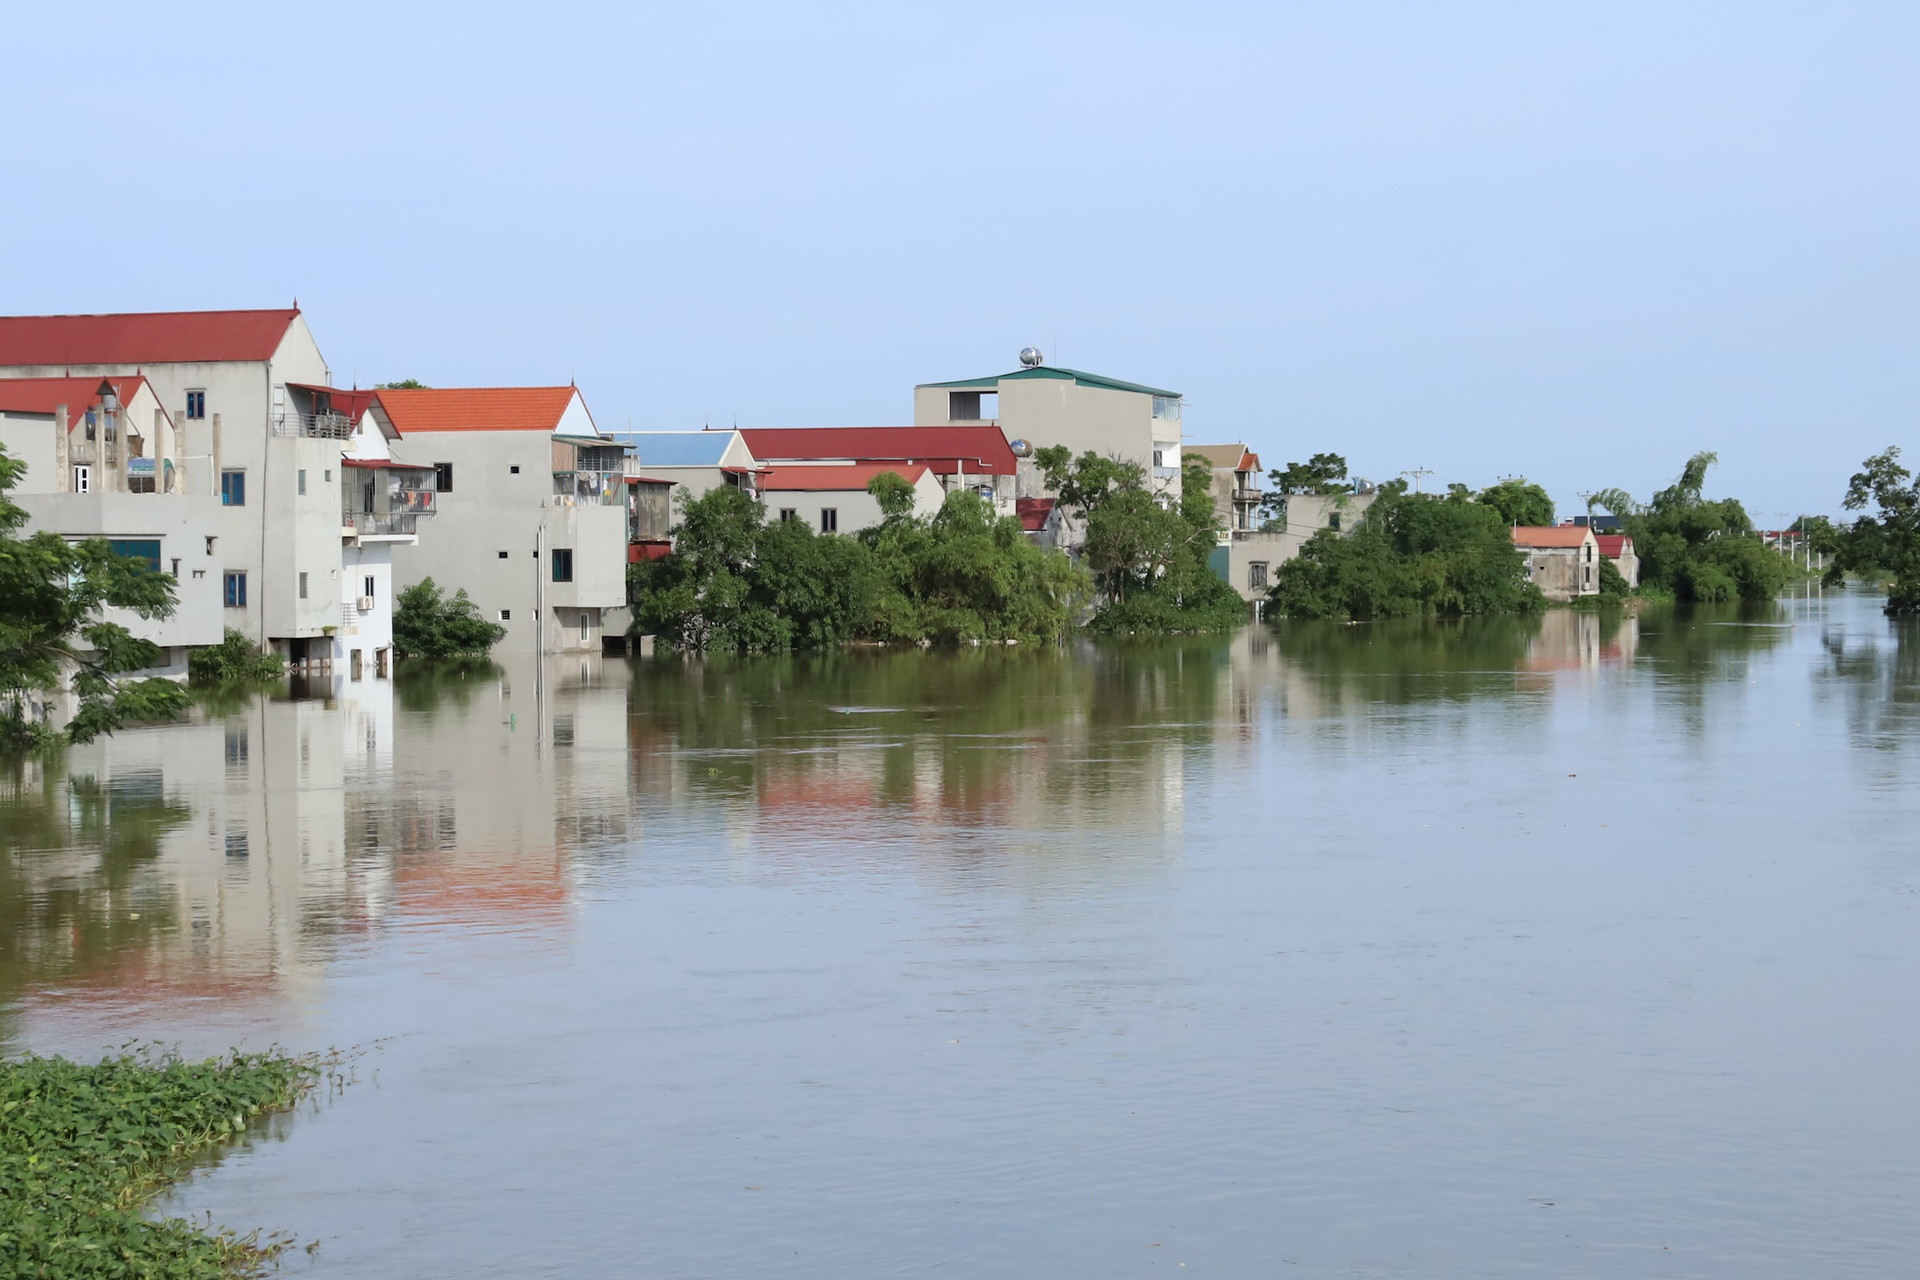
[433,463,454,493]
[1248,561,1269,589]
[350,649,363,681]
[819,508,838,533]
[185,390,206,420]
[580,611,591,642]
[1152,395,1182,421]
[779,508,797,522]
[510,465,521,474]
[221,470,246,506]
[324,469,331,482]
[499,610,511,622]
[1152,450,1163,469]
[376,647,390,678]
[552,548,574,582]
[72,464,91,494]
[498,550,509,559]
[949,391,982,420]
[297,469,307,496]
[298,572,309,600]
[204,535,216,555]
[108,540,162,572]
[363,575,376,600]
[224,571,247,608]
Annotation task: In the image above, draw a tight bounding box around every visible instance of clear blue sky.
[6,2,1915,521]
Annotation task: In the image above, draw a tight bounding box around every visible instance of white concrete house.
[0,309,351,663]
[760,462,946,533]
[373,386,630,655]
[0,375,224,674]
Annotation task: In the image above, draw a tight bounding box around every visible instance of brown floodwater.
[3,589,1917,1277]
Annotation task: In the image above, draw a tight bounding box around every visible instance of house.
[740,426,1018,515]
[759,463,946,533]
[605,430,760,507]
[335,400,439,680]
[1511,526,1600,601]
[371,386,630,655]
[1204,483,1381,609]
[1016,497,1060,549]
[913,350,1185,498]
[1595,533,1639,588]
[1185,443,1265,534]
[0,375,224,675]
[0,308,351,663]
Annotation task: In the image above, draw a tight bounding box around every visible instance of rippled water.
[4,591,1917,1277]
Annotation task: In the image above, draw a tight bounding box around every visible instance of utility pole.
[1401,467,1434,494]
[1577,491,1595,528]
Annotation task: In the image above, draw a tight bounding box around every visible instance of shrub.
[188,628,286,683]
[393,578,506,659]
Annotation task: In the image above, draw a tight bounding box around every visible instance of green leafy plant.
[1836,447,1920,614]
[0,444,191,751]
[393,578,507,659]
[0,1048,320,1277]
[1589,452,1791,603]
[187,630,286,684]
[1475,478,1555,528]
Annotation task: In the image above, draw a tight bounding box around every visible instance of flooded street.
[4,591,1918,1277]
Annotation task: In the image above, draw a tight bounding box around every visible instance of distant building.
[1511,525,1600,601]
[1185,443,1264,534]
[1595,533,1639,588]
[0,375,224,675]
[606,430,760,507]
[741,425,1017,514]
[1016,497,1060,549]
[372,386,630,655]
[759,462,945,533]
[913,353,1185,498]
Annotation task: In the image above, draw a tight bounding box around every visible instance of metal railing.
[552,471,626,505]
[342,511,420,536]
[272,412,357,440]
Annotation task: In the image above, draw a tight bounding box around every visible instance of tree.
[1257,452,1352,529]
[1840,447,1920,614]
[187,629,287,683]
[374,379,430,390]
[392,577,507,659]
[0,445,191,750]
[1594,452,1790,602]
[1035,447,1245,632]
[1269,482,1545,620]
[1475,478,1554,528]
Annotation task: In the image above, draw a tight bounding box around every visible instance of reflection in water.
[3,592,1918,1277]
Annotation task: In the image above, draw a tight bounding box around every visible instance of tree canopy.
[1266,452,1352,496]
[0,445,191,750]
[1838,447,1920,615]
[1035,447,1246,633]
[1595,452,1790,602]
[1268,482,1545,621]
[393,577,507,659]
[1475,478,1554,528]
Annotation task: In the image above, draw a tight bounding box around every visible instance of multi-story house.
[0,309,351,663]
[371,386,631,655]
[0,375,224,675]
[334,388,436,680]
[605,430,761,506]
[913,349,1186,498]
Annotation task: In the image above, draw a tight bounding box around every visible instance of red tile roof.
[0,375,157,425]
[760,462,928,492]
[289,382,377,423]
[1015,496,1056,532]
[1511,525,1594,549]
[0,309,299,366]
[373,386,583,433]
[1594,534,1633,558]
[740,426,1017,475]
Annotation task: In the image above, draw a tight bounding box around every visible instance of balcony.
[272,412,357,440]
[343,511,420,537]
[1232,488,1262,504]
[553,471,626,505]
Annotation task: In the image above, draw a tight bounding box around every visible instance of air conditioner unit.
[356,596,375,612]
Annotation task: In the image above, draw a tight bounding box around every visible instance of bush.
[188,628,286,683]
[1593,453,1791,603]
[393,578,507,659]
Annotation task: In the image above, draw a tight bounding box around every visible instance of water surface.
[3,592,1916,1277]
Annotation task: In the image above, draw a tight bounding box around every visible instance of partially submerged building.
[1512,525,1600,601]
[758,462,946,532]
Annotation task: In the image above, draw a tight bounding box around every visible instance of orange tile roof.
[0,309,299,365]
[1511,525,1593,549]
[760,462,928,491]
[373,386,583,433]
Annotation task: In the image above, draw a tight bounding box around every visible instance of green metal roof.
[918,366,1181,399]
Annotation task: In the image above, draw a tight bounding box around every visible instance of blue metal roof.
[608,431,733,467]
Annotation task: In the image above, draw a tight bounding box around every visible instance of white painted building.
[759,462,946,533]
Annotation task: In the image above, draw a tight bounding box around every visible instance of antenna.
[1400,466,1434,493]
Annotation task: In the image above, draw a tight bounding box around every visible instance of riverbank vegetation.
[1590,452,1792,603]
[628,481,1090,652]
[393,578,508,659]
[186,630,286,684]
[1034,447,1246,633]
[0,445,192,752]
[0,1047,317,1277]
[1268,482,1545,620]
[1826,447,1920,615]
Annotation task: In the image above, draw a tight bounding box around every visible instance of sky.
[5,1,1916,521]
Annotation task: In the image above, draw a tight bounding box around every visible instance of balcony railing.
[1232,488,1262,503]
[272,412,357,440]
[553,471,626,505]
[343,511,420,537]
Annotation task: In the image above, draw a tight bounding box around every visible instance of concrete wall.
[1523,544,1600,601]
[336,541,398,678]
[765,469,945,534]
[914,376,1176,494]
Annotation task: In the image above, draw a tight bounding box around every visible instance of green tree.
[1595,452,1791,602]
[1475,478,1555,528]
[1258,452,1351,528]
[374,379,430,390]
[393,577,507,658]
[187,628,287,683]
[1839,447,1920,614]
[1269,482,1545,620]
[0,445,190,750]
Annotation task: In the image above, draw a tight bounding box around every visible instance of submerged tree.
[1036,446,1245,633]
[1268,482,1544,621]
[0,445,191,750]
[393,577,507,659]
[1591,452,1790,602]
[1839,447,1920,615]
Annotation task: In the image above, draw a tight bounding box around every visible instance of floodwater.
[3,590,1918,1277]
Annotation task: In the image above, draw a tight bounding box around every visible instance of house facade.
[1595,533,1639,588]
[373,386,630,655]
[606,431,760,510]
[1512,525,1601,601]
[759,463,946,533]
[0,309,349,661]
[0,375,225,674]
[740,426,1018,516]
